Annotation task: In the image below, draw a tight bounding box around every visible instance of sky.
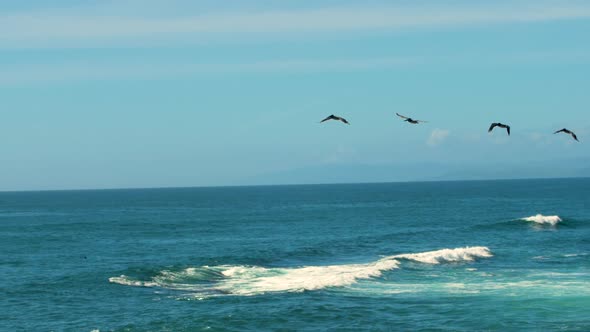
[1,0,589,191]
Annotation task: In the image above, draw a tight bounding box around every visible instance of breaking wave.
[109,246,492,296]
[521,214,562,226]
[394,246,492,264]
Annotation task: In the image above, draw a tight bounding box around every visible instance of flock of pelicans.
[320,113,580,141]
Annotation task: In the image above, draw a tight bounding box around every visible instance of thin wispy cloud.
[1,1,590,48]
[3,49,590,84]
[0,57,418,85]
[322,145,358,164]
[427,129,450,147]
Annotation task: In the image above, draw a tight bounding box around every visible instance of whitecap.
[563,253,587,258]
[393,246,493,264]
[108,275,158,287]
[521,214,562,226]
[220,259,400,295]
[108,246,493,296]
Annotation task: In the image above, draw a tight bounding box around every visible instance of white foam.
[393,246,493,264]
[108,246,492,296]
[217,258,400,295]
[521,214,562,226]
[355,280,590,296]
[108,275,158,287]
[563,253,587,257]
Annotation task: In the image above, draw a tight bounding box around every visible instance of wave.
[521,214,562,226]
[108,276,158,288]
[563,253,588,258]
[109,246,492,296]
[393,246,492,264]
[347,278,590,296]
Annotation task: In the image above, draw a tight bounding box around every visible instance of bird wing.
[554,128,566,134]
[572,132,579,141]
[416,120,428,123]
[396,113,409,120]
[339,117,350,124]
[488,123,498,132]
[320,115,334,123]
[506,126,511,136]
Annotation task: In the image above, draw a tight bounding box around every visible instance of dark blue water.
[1,179,589,331]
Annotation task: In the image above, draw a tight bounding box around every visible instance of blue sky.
[1,0,589,190]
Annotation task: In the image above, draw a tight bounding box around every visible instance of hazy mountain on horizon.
[245,157,590,186]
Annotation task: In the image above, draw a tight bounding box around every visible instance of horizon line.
[1,176,588,194]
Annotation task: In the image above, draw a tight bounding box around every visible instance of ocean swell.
[109,246,492,296]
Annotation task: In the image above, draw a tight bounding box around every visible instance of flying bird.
[488,123,511,136]
[396,113,427,124]
[320,114,350,125]
[554,128,579,141]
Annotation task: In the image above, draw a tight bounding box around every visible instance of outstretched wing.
[416,120,428,123]
[339,117,350,125]
[488,123,498,132]
[571,132,579,141]
[396,113,409,120]
[506,126,511,136]
[553,128,566,134]
[320,115,335,123]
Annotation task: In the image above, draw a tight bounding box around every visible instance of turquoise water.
[1,179,589,331]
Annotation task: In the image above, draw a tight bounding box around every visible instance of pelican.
[396,113,427,124]
[554,128,579,141]
[488,123,510,136]
[320,114,350,125]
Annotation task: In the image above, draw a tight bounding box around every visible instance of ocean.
[1,178,589,331]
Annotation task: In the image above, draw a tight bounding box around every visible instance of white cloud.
[427,129,450,147]
[0,56,418,85]
[1,1,590,48]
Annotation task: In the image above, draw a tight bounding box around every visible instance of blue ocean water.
[1,179,589,331]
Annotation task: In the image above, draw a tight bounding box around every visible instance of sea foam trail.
[108,276,158,288]
[521,214,562,226]
[109,246,492,296]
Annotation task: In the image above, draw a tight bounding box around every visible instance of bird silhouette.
[320,114,350,125]
[396,113,427,124]
[488,123,510,136]
[554,128,579,141]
